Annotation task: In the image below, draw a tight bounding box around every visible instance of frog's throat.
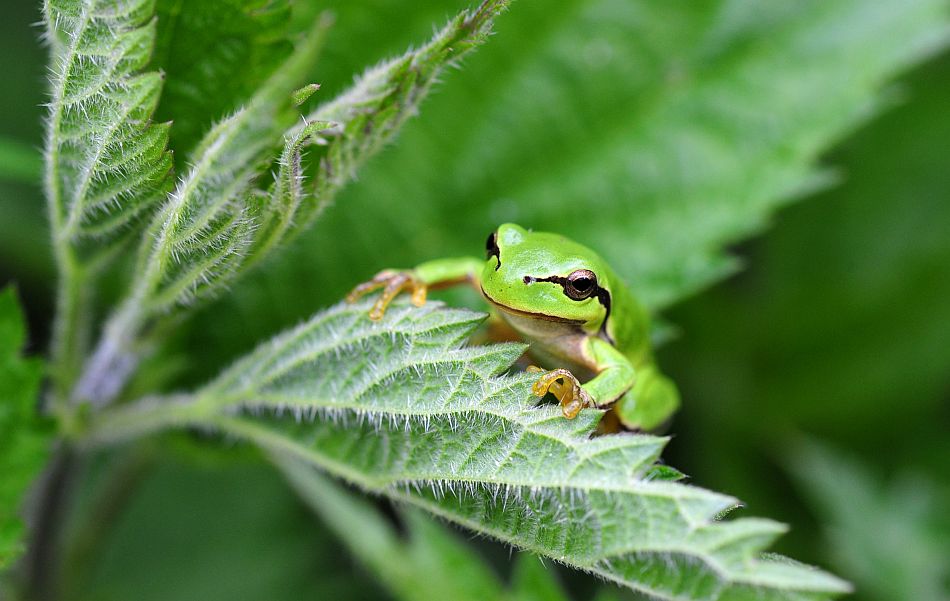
[480,287,586,324]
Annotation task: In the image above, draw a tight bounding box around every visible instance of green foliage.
[5,0,943,598]
[43,0,174,249]
[209,0,950,328]
[42,0,175,392]
[151,0,297,156]
[65,453,369,601]
[0,137,42,184]
[278,457,516,601]
[89,300,850,599]
[658,53,950,585]
[69,0,511,406]
[0,288,49,568]
[789,442,949,601]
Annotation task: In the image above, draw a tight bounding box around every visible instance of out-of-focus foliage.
[0,138,41,184]
[661,42,950,601]
[179,0,950,384]
[277,455,570,601]
[0,288,49,568]
[0,0,948,599]
[789,441,948,601]
[65,448,380,601]
[151,0,297,156]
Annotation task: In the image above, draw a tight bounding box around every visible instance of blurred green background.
[2,0,948,599]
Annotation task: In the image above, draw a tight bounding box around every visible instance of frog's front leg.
[615,364,680,431]
[346,257,483,320]
[531,337,636,419]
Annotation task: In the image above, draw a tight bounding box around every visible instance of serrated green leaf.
[43,0,175,396]
[0,287,50,569]
[247,119,335,263]
[136,16,331,313]
[140,0,510,313]
[44,0,173,248]
[90,300,850,600]
[76,1,511,407]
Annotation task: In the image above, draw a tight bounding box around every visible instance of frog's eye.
[486,231,501,267]
[564,269,597,300]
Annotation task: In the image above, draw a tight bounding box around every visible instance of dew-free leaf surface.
[92,300,850,600]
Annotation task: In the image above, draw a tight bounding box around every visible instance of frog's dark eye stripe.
[529,270,613,341]
[485,231,501,269]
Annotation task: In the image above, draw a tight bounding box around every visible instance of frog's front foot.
[528,366,593,419]
[346,270,427,321]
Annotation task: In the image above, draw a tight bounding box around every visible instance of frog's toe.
[561,397,585,420]
[347,270,428,320]
[530,368,592,419]
[346,270,393,304]
[531,368,572,397]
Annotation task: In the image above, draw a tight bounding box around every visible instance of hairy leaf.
[242,0,515,265]
[789,441,949,601]
[132,16,330,314]
[44,0,173,250]
[91,300,850,600]
[76,1,511,406]
[0,288,50,568]
[43,0,174,394]
[141,0,510,311]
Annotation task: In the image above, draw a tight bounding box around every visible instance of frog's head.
[480,223,612,329]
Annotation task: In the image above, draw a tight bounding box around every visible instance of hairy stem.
[48,252,92,405]
[71,305,143,408]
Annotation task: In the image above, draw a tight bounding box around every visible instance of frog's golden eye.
[564,269,597,300]
[485,231,501,268]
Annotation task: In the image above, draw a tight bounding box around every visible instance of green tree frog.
[346,223,679,431]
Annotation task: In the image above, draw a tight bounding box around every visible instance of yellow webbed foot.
[528,366,593,420]
[346,270,428,320]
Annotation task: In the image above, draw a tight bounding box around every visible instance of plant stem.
[23,445,83,601]
[81,393,208,447]
[48,251,92,406]
[71,305,143,408]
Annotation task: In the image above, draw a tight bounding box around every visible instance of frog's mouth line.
[480,287,586,324]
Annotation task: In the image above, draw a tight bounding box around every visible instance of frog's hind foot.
[346,270,428,320]
[528,367,592,419]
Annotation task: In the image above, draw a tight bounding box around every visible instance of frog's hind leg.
[615,364,680,432]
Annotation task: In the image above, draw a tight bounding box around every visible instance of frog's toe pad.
[530,368,592,420]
